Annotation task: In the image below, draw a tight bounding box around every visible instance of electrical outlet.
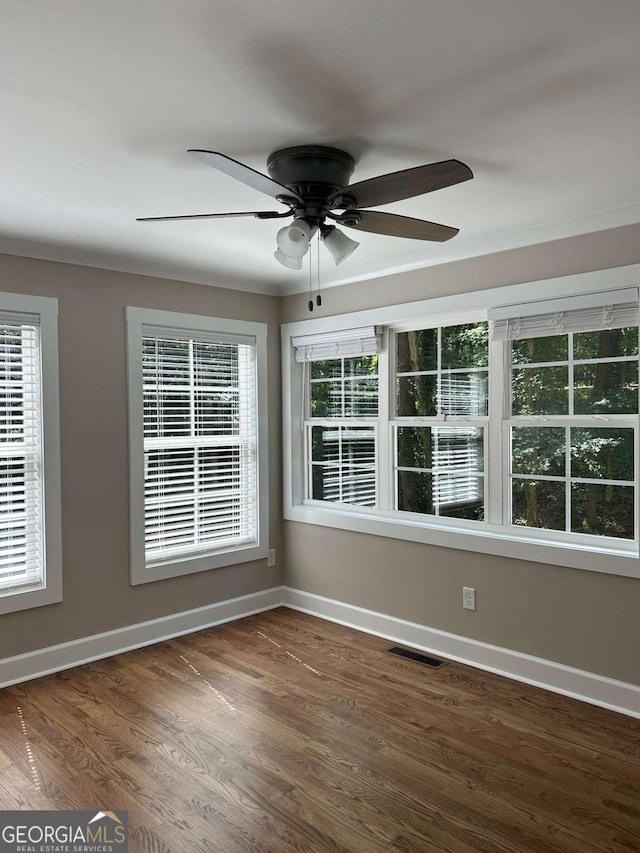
[463,586,476,611]
[267,548,276,567]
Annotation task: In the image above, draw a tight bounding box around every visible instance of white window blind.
[0,313,44,593]
[431,427,483,509]
[489,287,639,340]
[142,327,258,565]
[293,325,383,362]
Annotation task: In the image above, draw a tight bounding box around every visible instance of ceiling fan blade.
[333,210,459,241]
[137,210,288,222]
[188,150,302,202]
[329,159,472,209]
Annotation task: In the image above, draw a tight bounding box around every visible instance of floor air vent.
[387,647,446,668]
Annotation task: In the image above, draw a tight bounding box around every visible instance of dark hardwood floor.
[1,608,639,852]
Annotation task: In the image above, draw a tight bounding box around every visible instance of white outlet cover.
[463,587,476,611]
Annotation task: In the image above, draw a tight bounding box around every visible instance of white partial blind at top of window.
[293,325,383,362]
[141,329,258,566]
[0,316,44,593]
[488,287,639,341]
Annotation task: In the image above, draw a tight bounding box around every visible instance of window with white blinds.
[283,266,640,578]
[127,308,268,584]
[0,314,43,593]
[0,294,61,614]
[142,332,257,563]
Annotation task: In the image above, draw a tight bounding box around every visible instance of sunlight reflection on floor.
[179,654,237,711]
[257,630,323,676]
[16,706,41,791]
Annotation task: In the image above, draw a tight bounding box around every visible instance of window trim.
[0,291,62,615]
[126,307,268,585]
[281,264,640,579]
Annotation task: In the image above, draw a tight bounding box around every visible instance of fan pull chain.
[308,237,314,312]
[316,237,322,307]
[306,234,324,312]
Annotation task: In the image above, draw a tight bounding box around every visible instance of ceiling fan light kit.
[137,144,473,278]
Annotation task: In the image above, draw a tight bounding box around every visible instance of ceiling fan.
[138,145,473,272]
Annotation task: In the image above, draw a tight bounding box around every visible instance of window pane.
[311,424,376,506]
[440,372,488,416]
[573,362,638,414]
[512,427,565,476]
[574,327,639,360]
[396,329,437,373]
[345,378,378,416]
[441,323,488,368]
[144,391,191,438]
[437,481,484,520]
[344,355,378,377]
[341,428,376,465]
[432,427,484,515]
[311,464,340,502]
[571,428,634,481]
[311,426,375,464]
[311,359,342,379]
[311,465,375,505]
[397,427,432,469]
[571,483,634,539]
[511,480,565,530]
[511,335,567,364]
[399,471,484,519]
[310,380,342,417]
[311,425,341,463]
[195,391,239,435]
[512,366,569,415]
[396,376,437,416]
[397,427,484,519]
[310,356,378,418]
[397,470,433,514]
[194,342,238,387]
[143,338,190,385]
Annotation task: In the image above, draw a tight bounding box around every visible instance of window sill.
[131,541,268,585]
[284,503,640,579]
[0,582,63,615]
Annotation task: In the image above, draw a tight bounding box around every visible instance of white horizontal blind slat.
[142,331,258,565]
[489,288,639,341]
[0,320,44,592]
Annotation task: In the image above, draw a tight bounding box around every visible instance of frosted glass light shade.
[322,226,359,266]
[276,219,314,258]
[274,249,303,270]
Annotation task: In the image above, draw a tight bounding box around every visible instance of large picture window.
[127,308,268,584]
[282,271,640,578]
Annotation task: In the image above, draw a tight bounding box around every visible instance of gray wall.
[0,253,282,659]
[281,222,640,686]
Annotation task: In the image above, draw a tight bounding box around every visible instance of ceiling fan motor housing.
[267,146,356,220]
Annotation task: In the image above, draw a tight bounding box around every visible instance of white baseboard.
[0,587,283,689]
[282,586,640,720]
[4,584,639,721]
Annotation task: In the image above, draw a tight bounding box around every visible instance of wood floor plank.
[1,608,639,852]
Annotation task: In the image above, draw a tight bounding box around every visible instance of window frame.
[127,307,268,585]
[281,264,640,579]
[0,291,62,615]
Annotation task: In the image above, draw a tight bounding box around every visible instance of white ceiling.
[2,0,640,296]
